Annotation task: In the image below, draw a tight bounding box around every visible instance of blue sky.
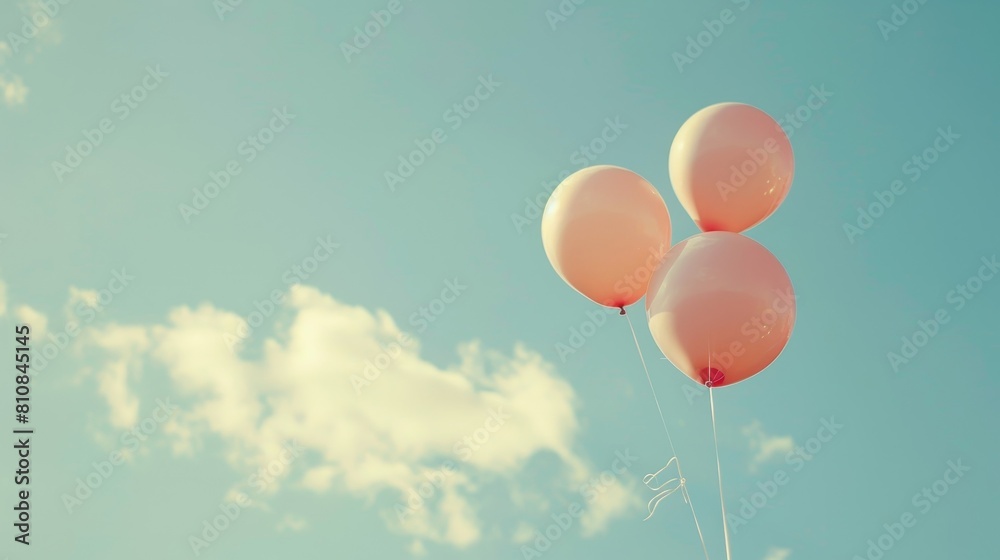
[1,0,998,558]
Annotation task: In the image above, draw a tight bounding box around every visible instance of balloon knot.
[700,367,725,387]
[618,306,626,315]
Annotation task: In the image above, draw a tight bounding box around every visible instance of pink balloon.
[645,232,795,388]
[669,103,794,233]
[542,165,672,309]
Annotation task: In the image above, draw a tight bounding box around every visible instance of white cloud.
[18,0,64,49]
[579,478,642,536]
[82,324,149,429]
[162,416,197,456]
[0,74,28,106]
[0,0,72,109]
[407,539,427,556]
[80,284,637,549]
[743,421,794,472]
[764,547,792,560]
[65,287,100,323]
[0,0,70,108]
[300,465,338,492]
[276,514,308,532]
[512,523,535,544]
[15,305,47,339]
[223,488,249,505]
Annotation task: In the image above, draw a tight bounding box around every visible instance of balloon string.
[709,387,733,560]
[624,310,711,560]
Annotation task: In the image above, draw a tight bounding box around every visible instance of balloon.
[542,165,672,309]
[669,103,794,233]
[645,232,794,388]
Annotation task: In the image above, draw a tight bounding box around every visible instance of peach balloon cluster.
[542,103,796,388]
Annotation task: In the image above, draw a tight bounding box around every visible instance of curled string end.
[642,457,688,520]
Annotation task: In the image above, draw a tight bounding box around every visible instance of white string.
[624,310,711,560]
[642,457,684,520]
[709,387,733,560]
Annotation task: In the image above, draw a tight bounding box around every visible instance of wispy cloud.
[276,514,308,532]
[15,305,48,339]
[764,546,792,560]
[16,0,65,51]
[579,477,642,536]
[0,0,71,107]
[0,73,28,105]
[743,420,794,472]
